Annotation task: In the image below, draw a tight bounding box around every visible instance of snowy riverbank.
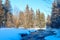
[0,28,36,40]
[0,28,60,40]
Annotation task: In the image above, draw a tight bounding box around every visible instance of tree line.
[0,0,46,28]
[12,5,46,28]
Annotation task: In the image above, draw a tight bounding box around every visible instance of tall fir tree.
[40,13,45,28]
[46,15,51,28]
[36,9,45,28]
[5,0,11,11]
[19,11,25,27]
[0,0,3,26]
[5,0,13,27]
[29,8,34,28]
[24,5,30,28]
[51,0,60,28]
[36,9,40,28]
[0,0,6,27]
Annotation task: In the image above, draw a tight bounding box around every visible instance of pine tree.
[0,0,5,27]
[6,12,13,27]
[19,11,25,27]
[24,5,30,28]
[40,13,45,28]
[36,9,40,28]
[0,0,2,7]
[36,9,45,28]
[5,0,11,11]
[5,0,13,27]
[46,15,51,27]
[29,8,34,28]
[51,0,60,28]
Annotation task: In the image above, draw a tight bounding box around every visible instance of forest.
[0,0,47,28]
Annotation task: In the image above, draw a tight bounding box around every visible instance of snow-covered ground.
[45,29,60,40]
[0,28,36,40]
[0,28,60,40]
[21,28,60,40]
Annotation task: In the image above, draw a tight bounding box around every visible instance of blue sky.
[3,0,54,17]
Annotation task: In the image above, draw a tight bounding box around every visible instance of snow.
[27,28,46,30]
[0,28,60,40]
[45,29,60,40]
[0,28,36,40]
[45,35,60,40]
[21,28,60,40]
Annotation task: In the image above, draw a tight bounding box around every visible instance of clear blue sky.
[3,0,54,17]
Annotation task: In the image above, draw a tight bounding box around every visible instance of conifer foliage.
[0,0,13,27]
[18,5,45,28]
[0,0,46,28]
[51,0,60,28]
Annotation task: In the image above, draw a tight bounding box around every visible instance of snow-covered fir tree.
[51,0,60,28]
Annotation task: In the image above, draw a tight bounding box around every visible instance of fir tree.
[51,0,60,28]
[29,8,34,28]
[0,0,5,27]
[46,15,51,27]
[36,9,40,28]
[24,5,30,28]
[5,0,13,27]
[40,13,45,28]
[19,11,25,27]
